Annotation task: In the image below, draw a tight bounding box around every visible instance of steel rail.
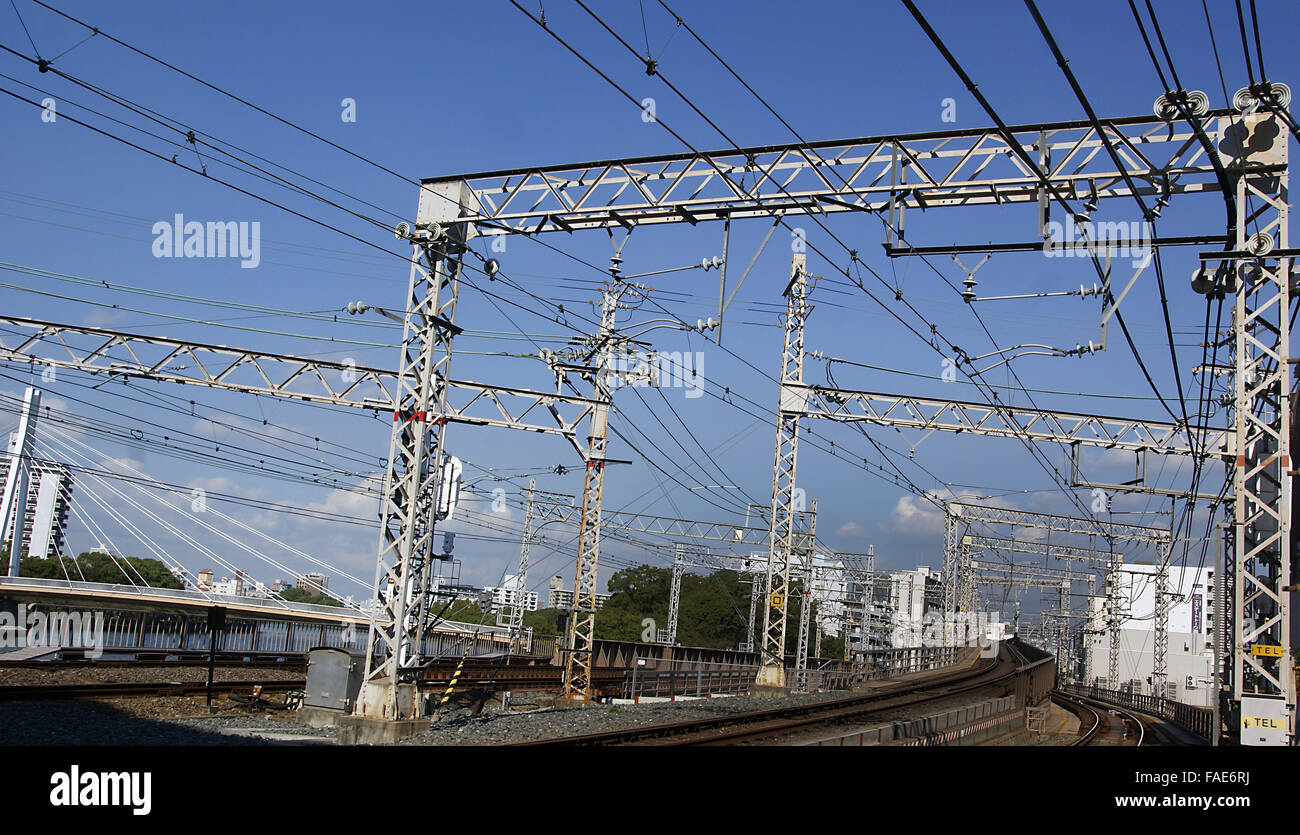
[1056,690,1145,746]
[0,679,305,701]
[509,647,1040,746]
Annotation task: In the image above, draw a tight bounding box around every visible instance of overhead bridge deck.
[0,577,528,660]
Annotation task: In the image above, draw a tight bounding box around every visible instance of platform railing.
[1062,682,1213,743]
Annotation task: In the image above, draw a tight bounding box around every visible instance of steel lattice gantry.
[788,386,1225,457]
[1219,110,1294,740]
[960,532,1108,679]
[10,106,1277,725]
[756,255,812,689]
[0,315,598,438]
[415,111,1238,697]
[524,491,813,654]
[0,209,601,722]
[428,113,1231,234]
[944,500,1170,690]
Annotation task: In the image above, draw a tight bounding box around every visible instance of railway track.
[1055,691,1145,746]
[0,679,305,701]
[416,662,629,695]
[510,645,1034,746]
[0,657,306,670]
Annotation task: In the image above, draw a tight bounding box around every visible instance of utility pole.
[757,254,812,692]
[1106,553,1123,690]
[498,478,536,654]
[744,561,761,653]
[1153,558,1169,697]
[1222,102,1293,745]
[560,281,620,704]
[665,544,686,645]
[793,500,820,692]
[942,506,961,620]
[358,184,469,721]
[1057,577,1071,682]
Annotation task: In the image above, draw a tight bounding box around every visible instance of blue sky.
[1,1,1296,615]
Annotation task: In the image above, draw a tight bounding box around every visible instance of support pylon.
[499,478,536,655]
[358,184,469,721]
[561,281,624,703]
[756,254,812,691]
[1152,556,1169,697]
[1222,104,1293,744]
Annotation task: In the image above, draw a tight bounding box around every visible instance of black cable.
[1234,0,1257,87]
[29,0,419,187]
[530,1,1107,526]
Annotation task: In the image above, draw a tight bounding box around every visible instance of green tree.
[19,552,184,590]
[595,565,672,642]
[523,607,568,636]
[435,599,494,626]
[275,586,344,607]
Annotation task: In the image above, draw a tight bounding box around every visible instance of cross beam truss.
[785,384,1225,457]
[427,112,1232,234]
[0,315,597,440]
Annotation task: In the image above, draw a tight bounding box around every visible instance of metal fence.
[622,659,759,700]
[619,644,967,700]
[1063,683,1213,743]
[1,601,518,660]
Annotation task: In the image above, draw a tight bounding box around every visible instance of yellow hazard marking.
[770,593,784,607]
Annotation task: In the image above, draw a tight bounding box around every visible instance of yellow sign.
[1242,715,1284,729]
[770,594,785,607]
[1250,644,1284,657]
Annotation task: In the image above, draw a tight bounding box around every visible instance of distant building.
[196,569,214,591]
[1083,562,1218,706]
[26,461,71,559]
[482,574,539,613]
[210,570,249,597]
[548,575,610,610]
[5,459,72,559]
[296,572,328,595]
[887,565,942,647]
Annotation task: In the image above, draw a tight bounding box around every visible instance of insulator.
[1247,231,1275,256]
[1190,267,1213,295]
[1152,93,1178,121]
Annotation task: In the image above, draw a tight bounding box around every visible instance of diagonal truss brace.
[0,315,597,440]
[785,384,1227,457]
[430,113,1233,234]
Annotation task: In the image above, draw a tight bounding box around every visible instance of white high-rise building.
[483,573,540,612]
[548,575,610,610]
[1083,562,1217,706]
[3,441,71,562]
[887,565,942,646]
[806,553,850,638]
[24,461,72,559]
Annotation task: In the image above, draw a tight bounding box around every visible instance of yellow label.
[1250,644,1284,657]
[1243,716,1284,729]
[770,594,785,607]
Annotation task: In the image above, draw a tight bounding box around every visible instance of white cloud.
[835,520,871,539]
[890,494,945,537]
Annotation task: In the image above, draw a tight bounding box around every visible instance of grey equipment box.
[304,647,365,713]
